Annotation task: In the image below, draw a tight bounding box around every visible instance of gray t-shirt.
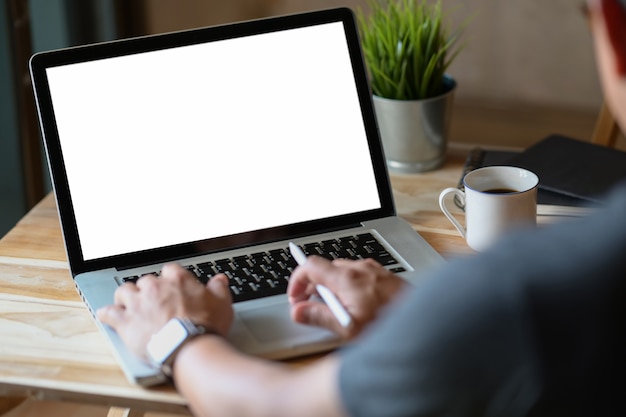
[339,185,626,417]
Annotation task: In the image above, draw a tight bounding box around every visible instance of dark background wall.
[1,0,119,237]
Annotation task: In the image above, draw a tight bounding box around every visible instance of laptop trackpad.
[238,302,335,344]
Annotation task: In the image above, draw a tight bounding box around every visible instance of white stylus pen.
[289,242,352,328]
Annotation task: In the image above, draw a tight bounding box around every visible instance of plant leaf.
[358,0,464,100]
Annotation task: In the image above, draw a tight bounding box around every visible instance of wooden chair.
[591,101,621,148]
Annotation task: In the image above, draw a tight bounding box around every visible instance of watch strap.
[177,317,209,338]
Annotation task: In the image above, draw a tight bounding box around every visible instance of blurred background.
[0,0,608,236]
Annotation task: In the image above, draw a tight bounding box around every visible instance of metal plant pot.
[373,76,456,173]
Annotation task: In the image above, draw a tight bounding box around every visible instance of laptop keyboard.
[120,233,405,303]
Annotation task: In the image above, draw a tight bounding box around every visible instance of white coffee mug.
[439,166,539,251]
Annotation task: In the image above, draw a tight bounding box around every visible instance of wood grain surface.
[0,157,470,415]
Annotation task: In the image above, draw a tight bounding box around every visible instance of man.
[97,1,626,415]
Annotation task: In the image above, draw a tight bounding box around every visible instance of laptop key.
[337,236,357,249]
[374,253,397,266]
[268,249,288,262]
[250,252,270,265]
[121,275,139,284]
[214,259,235,273]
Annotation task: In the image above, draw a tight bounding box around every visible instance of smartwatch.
[146,317,215,376]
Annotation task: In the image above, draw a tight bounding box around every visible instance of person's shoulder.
[606,181,626,206]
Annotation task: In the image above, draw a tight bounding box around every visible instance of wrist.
[147,317,221,376]
[171,331,227,380]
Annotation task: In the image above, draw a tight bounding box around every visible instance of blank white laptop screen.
[45,22,381,261]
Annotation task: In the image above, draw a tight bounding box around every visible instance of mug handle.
[438,187,467,239]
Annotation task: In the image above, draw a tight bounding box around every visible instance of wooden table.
[0,157,470,416]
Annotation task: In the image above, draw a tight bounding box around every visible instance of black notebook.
[508,135,626,203]
[458,135,626,216]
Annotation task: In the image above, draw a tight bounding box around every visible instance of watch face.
[147,318,189,364]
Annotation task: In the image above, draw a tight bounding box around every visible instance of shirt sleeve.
[338,184,626,417]
[338,258,542,417]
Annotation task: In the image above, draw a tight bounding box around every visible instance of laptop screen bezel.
[29,7,396,275]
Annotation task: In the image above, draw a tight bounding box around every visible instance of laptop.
[29,7,443,386]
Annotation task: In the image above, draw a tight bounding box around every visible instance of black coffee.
[483,188,518,194]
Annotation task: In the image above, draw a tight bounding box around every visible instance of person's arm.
[97,260,405,417]
[174,257,407,416]
[97,264,347,417]
[173,335,344,417]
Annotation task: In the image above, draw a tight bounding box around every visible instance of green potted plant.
[358,0,463,172]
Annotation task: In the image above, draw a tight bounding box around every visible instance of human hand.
[96,263,234,361]
[287,257,407,339]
